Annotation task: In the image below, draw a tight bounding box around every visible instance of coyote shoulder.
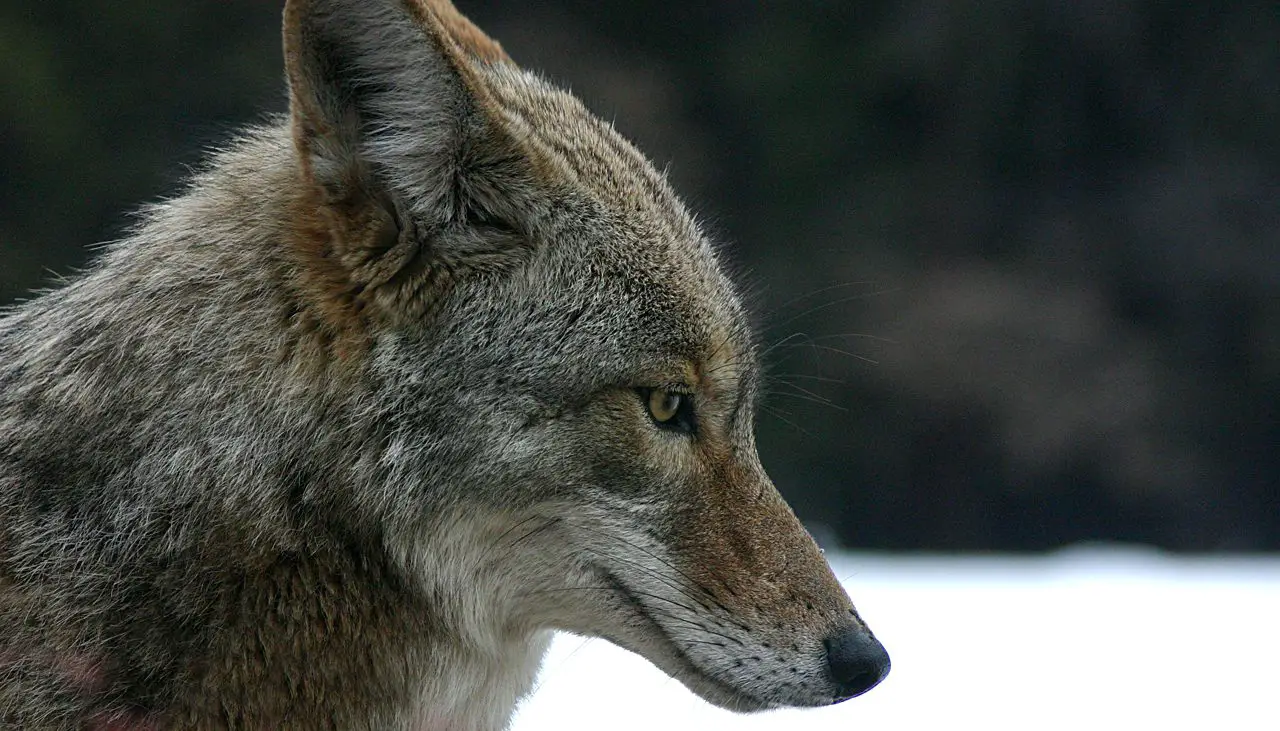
[0,1,888,728]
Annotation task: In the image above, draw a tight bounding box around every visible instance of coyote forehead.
[487,69,692,222]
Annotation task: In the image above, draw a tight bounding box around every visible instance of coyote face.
[0,0,887,726]
[283,0,891,713]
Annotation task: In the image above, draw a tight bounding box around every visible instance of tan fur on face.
[684,461,853,629]
[686,334,852,637]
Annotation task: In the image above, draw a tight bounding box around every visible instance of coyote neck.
[171,533,548,730]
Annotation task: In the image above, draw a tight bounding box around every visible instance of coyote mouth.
[596,569,776,713]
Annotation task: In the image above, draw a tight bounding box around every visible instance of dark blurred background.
[2,1,1276,551]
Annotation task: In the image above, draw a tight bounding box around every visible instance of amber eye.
[647,389,683,424]
[639,388,696,434]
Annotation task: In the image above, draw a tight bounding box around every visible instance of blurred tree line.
[2,1,1276,551]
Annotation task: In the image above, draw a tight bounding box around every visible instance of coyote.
[0,1,889,728]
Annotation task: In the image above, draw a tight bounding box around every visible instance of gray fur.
[0,1,884,728]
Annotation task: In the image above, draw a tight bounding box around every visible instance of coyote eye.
[639,388,696,434]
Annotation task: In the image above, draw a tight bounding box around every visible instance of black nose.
[824,625,891,700]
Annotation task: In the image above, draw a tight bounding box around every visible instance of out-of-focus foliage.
[2,1,1276,550]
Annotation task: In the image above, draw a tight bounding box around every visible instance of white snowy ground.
[511,548,1280,731]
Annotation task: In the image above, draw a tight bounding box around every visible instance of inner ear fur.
[281,0,527,329]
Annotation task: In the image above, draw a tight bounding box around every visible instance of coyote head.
[282,0,888,713]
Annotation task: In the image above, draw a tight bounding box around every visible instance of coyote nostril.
[824,626,890,701]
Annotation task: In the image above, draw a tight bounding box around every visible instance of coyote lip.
[595,568,776,712]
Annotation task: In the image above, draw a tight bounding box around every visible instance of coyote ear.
[282,0,526,325]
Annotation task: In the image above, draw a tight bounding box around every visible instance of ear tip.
[286,0,512,66]
[280,0,313,58]
[417,0,513,65]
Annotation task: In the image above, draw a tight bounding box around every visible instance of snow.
[511,548,1280,730]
